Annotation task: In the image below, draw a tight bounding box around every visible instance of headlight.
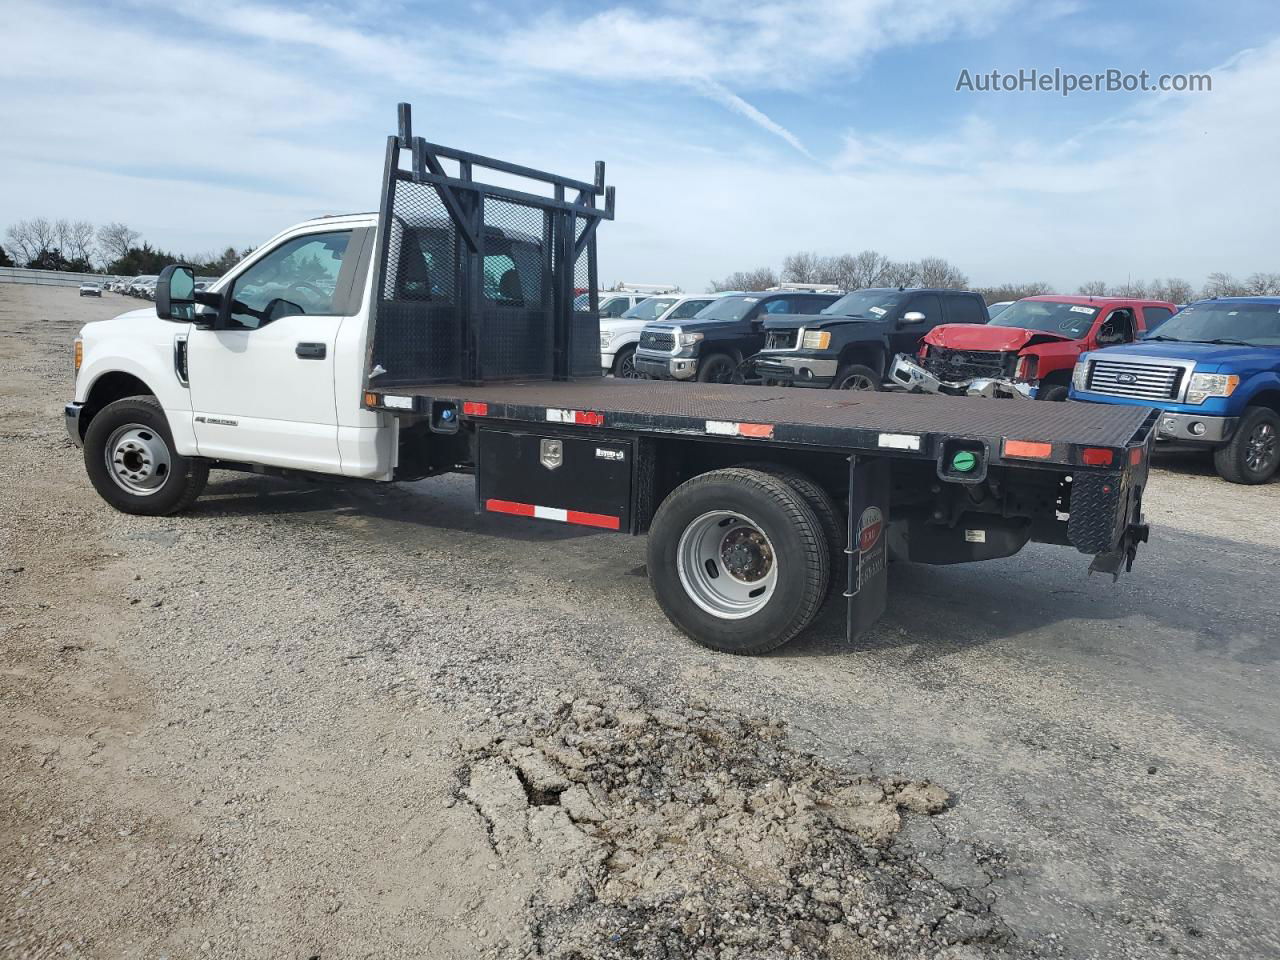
[801,330,831,350]
[599,332,613,349]
[1186,372,1239,405]
[1071,359,1089,391]
[678,331,703,347]
[74,338,83,375]
[1014,354,1038,381]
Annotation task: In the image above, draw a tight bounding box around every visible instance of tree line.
[1,217,252,277]
[711,249,1279,305]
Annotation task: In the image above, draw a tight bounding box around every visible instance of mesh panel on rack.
[570,238,599,378]
[479,197,553,381]
[373,180,462,383]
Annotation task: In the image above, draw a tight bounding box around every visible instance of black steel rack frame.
[364,103,616,389]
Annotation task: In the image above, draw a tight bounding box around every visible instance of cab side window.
[230,231,351,330]
[1098,308,1136,344]
[945,295,985,324]
[671,299,711,319]
[1143,306,1174,331]
[763,298,795,314]
[902,294,942,325]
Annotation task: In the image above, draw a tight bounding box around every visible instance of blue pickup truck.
[1070,297,1280,484]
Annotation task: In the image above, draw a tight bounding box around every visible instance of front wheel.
[696,353,738,384]
[1037,384,1070,402]
[612,346,644,379]
[831,364,881,391]
[647,468,829,654]
[1213,406,1280,484]
[83,396,209,515]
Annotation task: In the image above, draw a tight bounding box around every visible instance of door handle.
[296,342,327,359]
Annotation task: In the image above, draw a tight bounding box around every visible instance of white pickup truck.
[64,104,1156,656]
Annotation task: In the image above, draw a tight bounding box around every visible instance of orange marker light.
[1081,448,1115,466]
[1003,439,1052,459]
[74,339,83,374]
[363,391,379,407]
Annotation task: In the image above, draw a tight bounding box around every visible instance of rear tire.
[741,463,845,605]
[1213,406,1280,484]
[83,396,209,515]
[832,364,881,391]
[647,468,829,654]
[696,353,737,384]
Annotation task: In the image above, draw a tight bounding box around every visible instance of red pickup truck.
[889,296,1178,400]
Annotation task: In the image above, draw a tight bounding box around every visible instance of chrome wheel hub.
[105,423,171,496]
[1246,423,1277,473]
[677,511,778,619]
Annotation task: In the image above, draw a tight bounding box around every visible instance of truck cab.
[750,287,986,390]
[1071,297,1280,483]
[892,296,1176,400]
[632,291,838,383]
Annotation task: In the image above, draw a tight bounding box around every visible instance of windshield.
[692,295,759,322]
[821,289,903,319]
[621,296,676,321]
[990,300,1097,337]
[1146,301,1280,346]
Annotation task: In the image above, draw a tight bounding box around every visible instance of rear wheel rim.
[677,511,778,619]
[1245,422,1278,474]
[104,423,172,496]
[838,372,875,390]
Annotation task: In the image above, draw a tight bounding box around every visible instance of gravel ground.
[2,284,1279,960]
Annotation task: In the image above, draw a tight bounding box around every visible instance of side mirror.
[155,265,196,321]
[901,311,926,325]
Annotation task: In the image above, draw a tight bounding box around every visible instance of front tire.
[1213,406,1280,484]
[612,346,643,379]
[696,353,737,384]
[1037,384,1070,402]
[832,364,881,391]
[647,468,829,654]
[83,396,209,515]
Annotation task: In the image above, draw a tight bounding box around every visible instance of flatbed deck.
[379,378,1157,466]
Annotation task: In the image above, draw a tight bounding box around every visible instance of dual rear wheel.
[647,467,843,655]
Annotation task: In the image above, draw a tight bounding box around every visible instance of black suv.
[633,292,840,382]
[749,287,988,389]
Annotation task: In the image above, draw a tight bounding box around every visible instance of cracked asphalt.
[2,284,1279,959]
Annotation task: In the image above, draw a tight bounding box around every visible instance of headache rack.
[365,103,616,388]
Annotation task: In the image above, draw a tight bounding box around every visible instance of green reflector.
[951,450,978,473]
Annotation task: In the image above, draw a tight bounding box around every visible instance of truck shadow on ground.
[780,523,1280,668]
[192,471,597,542]
[189,471,1280,668]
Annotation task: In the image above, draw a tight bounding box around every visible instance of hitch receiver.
[1089,521,1151,581]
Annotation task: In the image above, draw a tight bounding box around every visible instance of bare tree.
[96,222,141,266]
[781,251,826,284]
[3,218,56,265]
[827,250,891,290]
[975,282,1054,304]
[879,260,920,288]
[1077,280,1108,296]
[709,267,779,292]
[1202,271,1246,298]
[65,220,96,265]
[1149,277,1194,303]
[1110,278,1150,298]
[915,256,968,289]
[1244,271,1280,296]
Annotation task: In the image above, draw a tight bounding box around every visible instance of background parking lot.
[2,285,1279,959]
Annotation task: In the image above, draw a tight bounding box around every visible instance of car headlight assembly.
[801,330,831,350]
[1186,372,1239,404]
[678,331,703,347]
[1071,359,1089,392]
[599,331,613,350]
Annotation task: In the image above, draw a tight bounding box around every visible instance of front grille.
[639,330,674,351]
[923,347,1013,381]
[765,329,798,350]
[1087,358,1182,401]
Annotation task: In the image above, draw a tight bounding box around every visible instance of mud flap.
[846,457,891,642]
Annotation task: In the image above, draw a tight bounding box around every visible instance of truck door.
[893,293,942,356]
[186,229,356,472]
[1093,307,1137,348]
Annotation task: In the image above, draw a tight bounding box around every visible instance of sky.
[2,0,1279,293]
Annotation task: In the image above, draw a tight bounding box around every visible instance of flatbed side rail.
[363,103,616,392]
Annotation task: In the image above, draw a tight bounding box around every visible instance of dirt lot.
[2,283,1279,960]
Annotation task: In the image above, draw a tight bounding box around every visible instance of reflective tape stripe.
[546,408,604,426]
[485,499,620,530]
[705,420,775,439]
